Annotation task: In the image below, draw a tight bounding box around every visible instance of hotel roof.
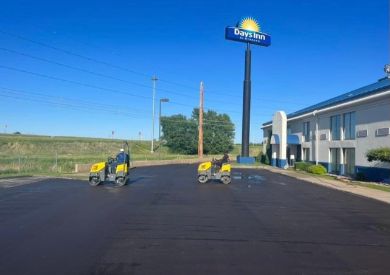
[262,77,390,126]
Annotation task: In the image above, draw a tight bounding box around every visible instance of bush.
[260,154,270,165]
[295,162,311,171]
[366,147,390,163]
[307,164,327,175]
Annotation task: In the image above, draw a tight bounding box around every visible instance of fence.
[0,136,258,176]
[0,152,206,175]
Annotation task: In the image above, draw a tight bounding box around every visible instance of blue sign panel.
[225,27,271,47]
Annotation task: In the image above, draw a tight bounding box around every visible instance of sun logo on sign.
[239,17,260,32]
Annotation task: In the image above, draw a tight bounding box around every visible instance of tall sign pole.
[198,81,204,159]
[242,43,251,157]
[225,17,271,163]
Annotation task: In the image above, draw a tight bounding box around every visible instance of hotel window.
[303,122,310,141]
[343,112,355,140]
[330,115,341,140]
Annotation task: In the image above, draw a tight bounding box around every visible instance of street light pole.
[159,98,169,141]
[151,75,158,153]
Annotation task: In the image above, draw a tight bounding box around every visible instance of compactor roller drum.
[88,141,131,187]
[197,160,231,184]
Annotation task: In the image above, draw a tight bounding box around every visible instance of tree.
[366,147,390,163]
[192,108,234,154]
[160,114,198,154]
[161,108,235,155]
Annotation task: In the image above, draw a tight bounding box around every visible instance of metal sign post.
[225,17,271,163]
[242,43,251,157]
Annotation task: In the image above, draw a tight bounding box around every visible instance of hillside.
[0,134,262,176]
[0,134,174,175]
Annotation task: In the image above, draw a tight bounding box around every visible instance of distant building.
[262,76,390,182]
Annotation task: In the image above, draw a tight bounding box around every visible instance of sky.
[0,0,388,143]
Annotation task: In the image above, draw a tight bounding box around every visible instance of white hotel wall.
[287,95,390,169]
[263,91,390,181]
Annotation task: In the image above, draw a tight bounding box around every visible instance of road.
[1,164,389,274]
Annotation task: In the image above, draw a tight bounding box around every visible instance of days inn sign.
[225,17,271,47]
[225,17,271,162]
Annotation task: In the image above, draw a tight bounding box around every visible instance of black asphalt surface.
[1,164,390,275]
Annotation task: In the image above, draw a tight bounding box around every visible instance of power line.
[0,64,152,99]
[0,88,241,127]
[0,29,150,78]
[0,86,147,114]
[0,27,237,97]
[0,47,154,90]
[0,29,204,91]
[0,91,146,119]
[0,65,275,117]
[0,47,202,100]
[0,30,302,106]
[0,86,231,124]
[0,46,293,109]
[0,64,199,111]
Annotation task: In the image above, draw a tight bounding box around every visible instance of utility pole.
[151,75,158,153]
[198,81,204,159]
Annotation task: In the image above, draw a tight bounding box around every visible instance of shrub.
[295,162,311,171]
[307,164,327,175]
[260,154,270,165]
[366,147,390,163]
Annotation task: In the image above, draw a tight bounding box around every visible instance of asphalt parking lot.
[1,164,389,274]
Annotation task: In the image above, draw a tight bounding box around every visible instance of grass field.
[0,134,262,176]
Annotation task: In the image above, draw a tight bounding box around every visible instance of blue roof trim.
[262,77,390,126]
[287,135,300,145]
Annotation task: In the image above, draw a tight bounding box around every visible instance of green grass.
[350,182,390,192]
[231,144,263,157]
[289,169,337,180]
[290,168,390,192]
[0,134,262,177]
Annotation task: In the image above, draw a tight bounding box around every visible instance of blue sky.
[0,0,388,143]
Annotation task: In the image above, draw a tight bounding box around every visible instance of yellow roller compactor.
[89,141,130,187]
[197,154,231,184]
